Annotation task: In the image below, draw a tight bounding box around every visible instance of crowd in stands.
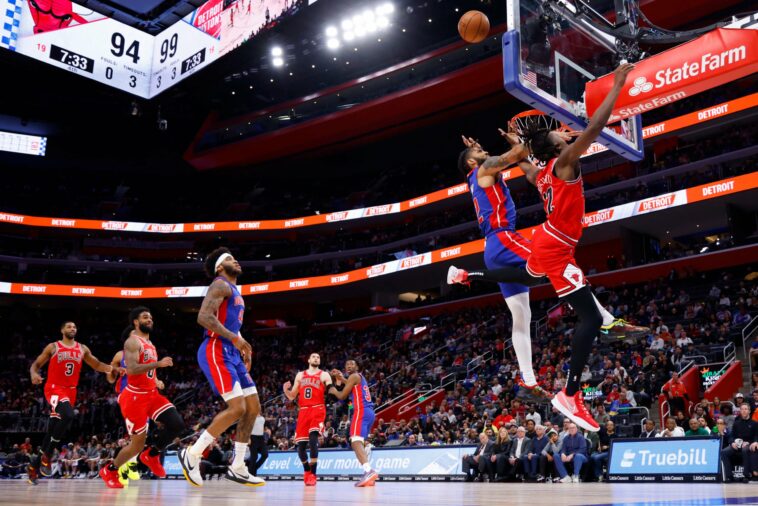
[0,264,754,480]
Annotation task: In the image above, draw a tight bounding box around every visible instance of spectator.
[525,405,542,426]
[594,404,611,427]
[640,419,657,438]
[591,421,617,481]
[662,372,689,416]
[462,433,493,482]
[527,425,549,482]
[554,423,588,483]
[506,426,532,482]
[721,403,758,483]
[247,415,269,476]
[657,417,685,438]
[685,418,709,436]
[540,429,562,482]
[489,426,511,482]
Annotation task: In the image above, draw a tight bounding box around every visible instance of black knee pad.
[308,432,319,459]
[297,441,309,463]
[156,407,185,437]
[54,402,75,433]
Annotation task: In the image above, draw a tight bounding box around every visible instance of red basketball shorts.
[295,404,326,442]
[118,386,174,435]
[44,384,77,418]
[525,223,586,297]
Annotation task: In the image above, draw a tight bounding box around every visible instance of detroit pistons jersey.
[536,159,585,245]
[205,277,244,340]
[349,373,374,410]
[298,369,326,408]
[468,168,518,237]
[127,336,158,391]
[47,341,83,388]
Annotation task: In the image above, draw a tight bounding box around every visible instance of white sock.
[362,462,371,473]
[592,294,615,326]
[189,430,215,458]
[232,442,248,470]
[505,292,536,385]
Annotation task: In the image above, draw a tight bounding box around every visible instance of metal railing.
[742,315,758,379]
[724,342,737,363]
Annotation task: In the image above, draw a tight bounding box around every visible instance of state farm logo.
[409,196,427,207]
[102,221,128,230]
[628,76,653,96]
[399,255,427,270]
[147,224,178,233]
[366,265,386,277]
[638,194,676,212]
[165,287,189,296]
[583,209,614,226]
[364,205,392,217]
[326,211,349,222]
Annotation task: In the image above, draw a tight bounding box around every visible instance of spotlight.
[325,26,338,37]
[381,3,394,14]
[271,46,283,56]
[341,19,353,30]
[343,31,355,41]
[327,38,340,49]
[272,57,284,67]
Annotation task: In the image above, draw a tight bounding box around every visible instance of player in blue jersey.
[329,359,378,487]
[179,247,264,488]
[448,133,546,395]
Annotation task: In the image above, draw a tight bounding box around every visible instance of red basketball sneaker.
[100,465,124,489]
[517,375,548,399]
[139,448,167,478]
[551,389,599,432]
[305,472,317,486]
[446,266,469,286]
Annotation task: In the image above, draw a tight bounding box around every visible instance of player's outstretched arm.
[198,279,252,356]
[30,343,55,385]
[81,344,113,374]
[283,372,302,400]
[123,336,172,375]
[328,373,359,401]
[555,62,635,178]
[106,351,124,384]
[478,143,529,178]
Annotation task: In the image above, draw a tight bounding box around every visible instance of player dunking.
[28,321,114,485]
[282,352,333,486]
[329,359,378,487]
[100,307,185,488]
[449,135,545,395]
[487,63,638,431]
[179,247,264,487]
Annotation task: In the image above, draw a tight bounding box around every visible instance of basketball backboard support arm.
[502,30,645,161]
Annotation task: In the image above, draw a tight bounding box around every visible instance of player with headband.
[179,247,265,488]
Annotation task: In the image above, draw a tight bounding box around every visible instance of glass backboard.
[504,0,644,161]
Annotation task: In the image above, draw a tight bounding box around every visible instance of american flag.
[523,70,538,87]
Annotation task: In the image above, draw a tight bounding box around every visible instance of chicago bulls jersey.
[126,336,158,391]
[46,341,83,388]
[298,369,326,408]
[468,169,518,237]
[535,159,585,245]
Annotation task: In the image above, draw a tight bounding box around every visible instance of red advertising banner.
[585,29,758,122]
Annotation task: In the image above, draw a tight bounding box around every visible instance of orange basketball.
[458,10,490,44]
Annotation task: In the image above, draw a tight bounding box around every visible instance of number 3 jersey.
[46,341,83,388]
[536,159,586,245]
[127,336,158,391]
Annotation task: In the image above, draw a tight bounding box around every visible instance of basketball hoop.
[508,109,573,143]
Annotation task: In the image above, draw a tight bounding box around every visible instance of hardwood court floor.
[3,479,758,505]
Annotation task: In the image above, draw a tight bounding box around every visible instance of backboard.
[504,0,644,161]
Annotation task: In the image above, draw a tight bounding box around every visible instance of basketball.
[458,10,490,44]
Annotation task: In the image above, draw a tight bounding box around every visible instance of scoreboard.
[0,0,302,98]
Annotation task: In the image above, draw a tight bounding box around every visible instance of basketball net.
[508,109,574,167]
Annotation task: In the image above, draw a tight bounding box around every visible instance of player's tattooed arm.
[30,343,55,385]
[283,371,302,400]
[478,144,529,177]
[123,335,172,375]
[328,373,359,400]
[81,344,113,374]
[198,279,253,357]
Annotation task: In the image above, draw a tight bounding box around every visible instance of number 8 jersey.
[298,369,326,408]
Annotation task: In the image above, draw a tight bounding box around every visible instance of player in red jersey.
[282,352,333,486]
[99,307,186,488]
[507,63,637,431]
[27,321,114,484]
